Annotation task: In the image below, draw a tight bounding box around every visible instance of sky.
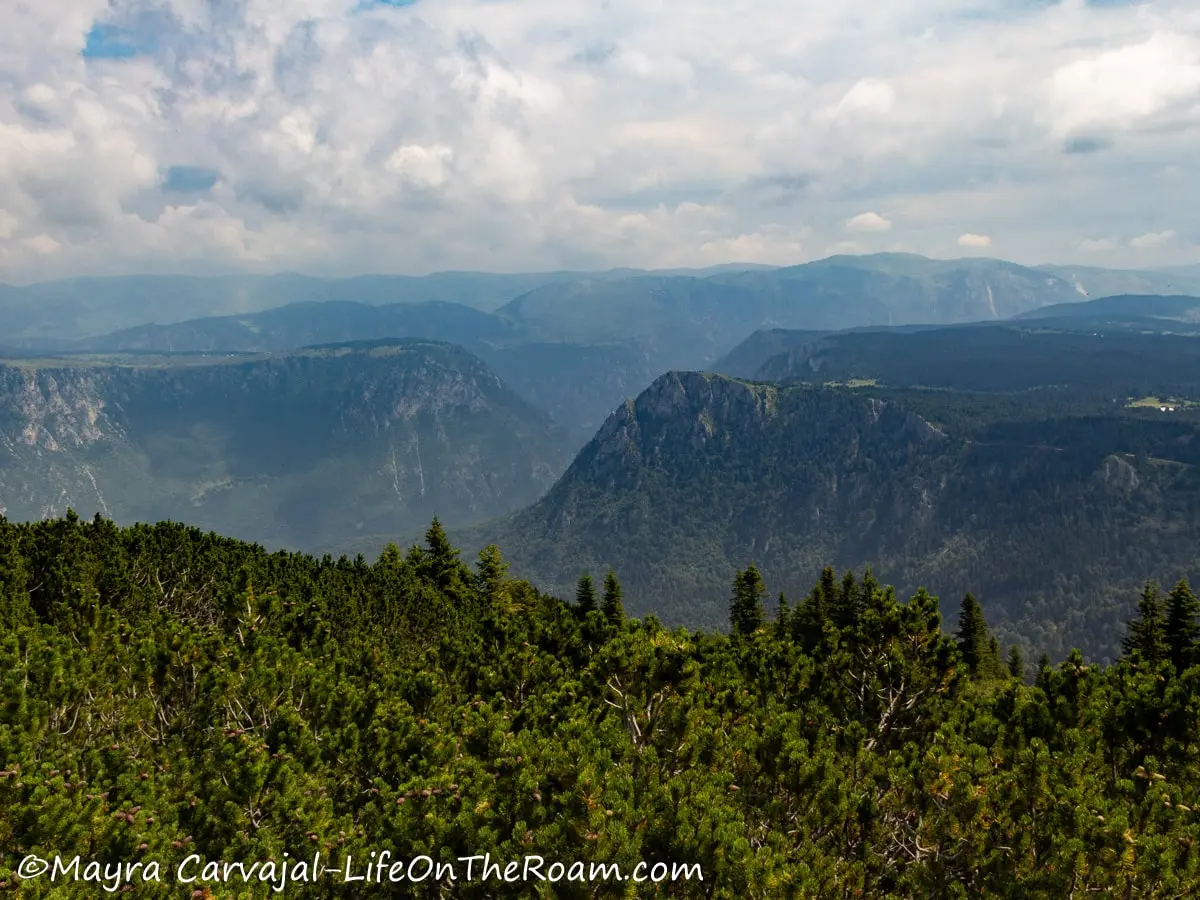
[1,0,1199,281]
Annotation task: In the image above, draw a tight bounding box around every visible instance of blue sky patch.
[82,24,156,59]
[355,0,418,10]
[163,166,220,193]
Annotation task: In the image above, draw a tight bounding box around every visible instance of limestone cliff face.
[0,367,118,451]
[0,340,575,546]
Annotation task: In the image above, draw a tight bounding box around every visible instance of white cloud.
[21,234,62,255]
[845,211,891,232]
[814,79,896,123]
[1129,229,1178,248]
[1078,238,1118,252]
[957,233,992,248]
[1046,32,1200,136]
[0,0,1198,280]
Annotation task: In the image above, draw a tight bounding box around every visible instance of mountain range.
[0,340,574,549]
[5,252,1200,658]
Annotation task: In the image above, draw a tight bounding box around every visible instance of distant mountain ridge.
[477,370,1200,660]
[748,322,1200,396]
[0,253,1135,350]
[0,339,575,549]
[1015,293,1200,323]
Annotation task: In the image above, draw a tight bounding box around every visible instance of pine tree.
[475,545,510,603]
[575,573,597,614]
[601,570,625,627]
[1035,653,1052,689]
[1122,581,1168,663]
[775,592,790,630]
[956,593,991,676]
[1165,578,1200,672]
[730,565,766,636]
[421,518,464,594]
[987,636,1003,679]
[1007,645,1025,681]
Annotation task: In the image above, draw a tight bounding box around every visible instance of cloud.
[1045,32,1200,137]
[1129,229,1178,248]
[22,234,62,255]
[0,0,1198,281]
[957,233,992,248]
[845,211,892,232]
[1079,237,1118,252]
[814,79,896,123]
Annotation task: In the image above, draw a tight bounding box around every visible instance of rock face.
[482,371,1200,661]
[0,340,575,548]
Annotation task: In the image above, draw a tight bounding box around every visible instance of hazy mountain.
[711,328,831,378]
[1,265,783,343]
[496,276,763,368]
[752,322,1200,396]
[477,371,1200,660]
[72,300,518,353]
[68,306,661,433]
[1014,293,1200,323]
[0,339,575,549]
[493,255,1091,374]
[473,341,662,435]
[0,271,606,342]
[706,254,1084,325]
[1036,265,1200,299]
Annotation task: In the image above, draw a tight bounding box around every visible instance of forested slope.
[484,372,1200,660]
[2,514,1200,896]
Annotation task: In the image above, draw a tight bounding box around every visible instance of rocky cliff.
[0,340,576,548]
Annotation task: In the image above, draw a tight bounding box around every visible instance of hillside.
[0,340,575,548]
[753,323,1200,397]
[711,328,830,378]
[472,341,662,435]
[1036,264,1200,299]
[706,254,1085,324]
[0,265,778,344]
[5,516,1200,896]
[1015,293,1200,323]
[496,255,1092,372]
[3,272,587,341]
[73,300,518,354]
[480,371,1200,660]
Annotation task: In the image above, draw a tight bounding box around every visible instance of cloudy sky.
[1,0,1199,281]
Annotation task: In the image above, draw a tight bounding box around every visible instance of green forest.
[3,513,1200,896]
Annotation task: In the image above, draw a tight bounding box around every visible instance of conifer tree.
[987,636,1003,679]
[475,544,509,603]
[575,573,597,614]
[1035,653,1052,688]
[1007,645,1025,681]
[1165,578,1200,671]
[421,518,464,594]
[730,564,766,636]
[956,593,991,676]
[1123,581,1168,663]
[601,569,625,626]
[775,591,790,629]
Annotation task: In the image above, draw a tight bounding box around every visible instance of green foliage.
[1165,579,1200,672]
[575,573,597,614]
[1124,581,1169,664]
[601,570,625,627]
[4,516,1200,896]
[729,565,766,636]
